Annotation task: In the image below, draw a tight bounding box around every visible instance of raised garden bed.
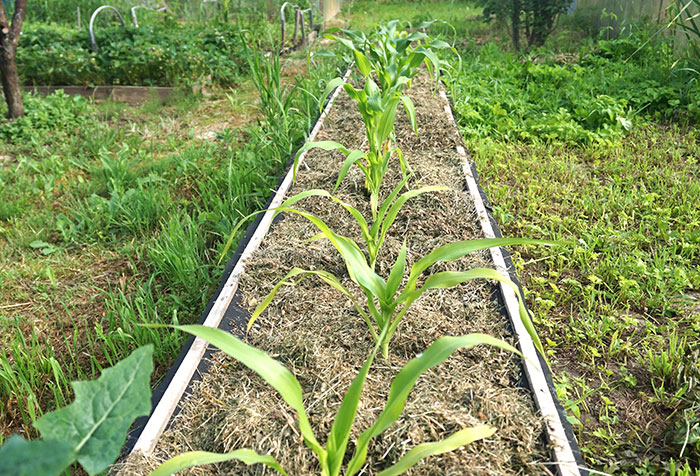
[120,72,585,475]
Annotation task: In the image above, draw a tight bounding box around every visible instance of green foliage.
[149,325,515,476]
[446,34,700,145]
[18,23,246,86]
[477,0,570,49]
[240,199,549,359]
[0,436,75,476]
[0,346,153,476]
[310,21,452,218]
[0,91,90,142]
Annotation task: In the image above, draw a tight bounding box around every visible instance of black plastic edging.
[123,68,350,455]
[466,159,589,476]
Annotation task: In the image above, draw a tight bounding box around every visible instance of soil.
[119,73,553,475]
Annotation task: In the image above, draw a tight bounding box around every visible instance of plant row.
[0,21,551,476]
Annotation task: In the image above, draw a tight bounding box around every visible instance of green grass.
[0,41,342,438]
[345,2,700,473]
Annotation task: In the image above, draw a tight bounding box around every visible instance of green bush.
[447,32,700,144]
[17,23,246,86]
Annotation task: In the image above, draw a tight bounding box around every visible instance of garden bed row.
[121,73,586,475]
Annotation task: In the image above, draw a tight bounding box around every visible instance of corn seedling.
[294,76,416,219]
[324,20,451,96]
[148,324,519,476]
[222,199,548,361]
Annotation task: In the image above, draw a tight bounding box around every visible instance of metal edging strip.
[130,69,352,457]
[438,89,584,476]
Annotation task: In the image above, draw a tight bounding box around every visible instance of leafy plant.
[148,324,518,476]
[0,345,153,476]
[224,195,549,359]
[296,76,416,219]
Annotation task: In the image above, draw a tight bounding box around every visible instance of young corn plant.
[325,20,452,96]
[294,75,417,220]
[250,209,548,359]
[273,174,446,270]
[148,324,520,476]
[221,190,550,360]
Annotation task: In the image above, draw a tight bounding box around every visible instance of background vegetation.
[1,0,699,474]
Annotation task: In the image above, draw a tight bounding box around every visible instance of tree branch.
[0,1,9,36]
[10,0,27,47]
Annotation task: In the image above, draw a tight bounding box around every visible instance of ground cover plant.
[0,35,342,464]
[339,1,700,473]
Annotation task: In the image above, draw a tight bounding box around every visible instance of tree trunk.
[0,0,27,120]
[512,0,521,51]
[0,42,22,118]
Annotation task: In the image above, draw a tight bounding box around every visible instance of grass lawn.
[0,44,341,442]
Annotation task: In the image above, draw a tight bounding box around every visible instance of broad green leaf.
[149,449,288,476]
[385,243,407,299]
[353,49,372,77]
[34,345,153,476]
[346,334,519,476]
[374,98,400,146]
[324,34,356,53]
[0,435,74,476]
[173,325,325,460]
[377,425,497,476]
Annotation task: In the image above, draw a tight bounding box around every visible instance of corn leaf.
[399,94,417,132]
[318,76,347,114]
[148,449,288,476]
[378,185,449,249]
[406,238,556,292]
[33,345,153,476]
[326,347,379,476]
[345,334,519,476]
[172,325,325,460]
[385,242,407,299]
[0,435,74,476]
[376,425,497,476]
[335,150,368,193]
